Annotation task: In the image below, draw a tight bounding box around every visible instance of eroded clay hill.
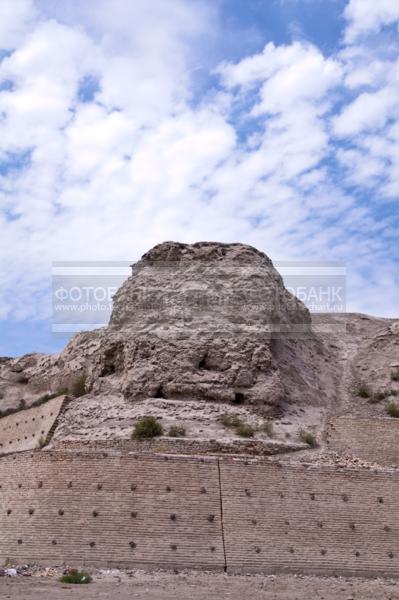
[0,242,398,456]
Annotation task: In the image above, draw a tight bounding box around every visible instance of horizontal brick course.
[0,452,224,570]
[0,397,65,456]
[327,416,399,467]
[220,460,399,577]
[1,451,399,577]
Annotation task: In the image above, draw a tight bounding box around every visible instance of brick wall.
[220,460,399,577]
[1,451,399,577]
[0,451,224,570]
[0,396,65,456]
[327,416,399,467]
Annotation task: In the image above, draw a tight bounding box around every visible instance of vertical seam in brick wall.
[217,458,227,572]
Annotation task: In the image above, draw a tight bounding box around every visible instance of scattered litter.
[4,568,17,577]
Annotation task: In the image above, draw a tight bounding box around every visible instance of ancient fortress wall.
[221,460,399,577]
[0,396,66,456]
[327,416,399,467]
[1,451,399,577]
[0,452,224,570]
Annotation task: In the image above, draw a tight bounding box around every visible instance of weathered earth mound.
[111,241,310,333]
[104,241,311,412]
[0,242,313,420]
[0,241,397,453]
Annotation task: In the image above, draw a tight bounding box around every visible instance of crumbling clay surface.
[0,242,313,425]
[0,242,397,452]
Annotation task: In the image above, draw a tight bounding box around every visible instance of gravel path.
[1,569,399,600]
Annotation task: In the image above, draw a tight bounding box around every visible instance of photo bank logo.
[52,262,131,335]
[277,262,346,314]
[52,260,346,336]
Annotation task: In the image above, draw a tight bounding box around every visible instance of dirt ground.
[1,569,399,600]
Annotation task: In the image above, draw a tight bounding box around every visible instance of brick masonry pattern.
[327,416,399,467]
[1,451,399,576]
[0,397,65,456]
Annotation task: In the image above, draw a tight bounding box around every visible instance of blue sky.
[220,0,347,53]
[0,0,398,356]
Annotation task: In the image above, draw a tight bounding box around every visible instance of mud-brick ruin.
[1,241,399,576]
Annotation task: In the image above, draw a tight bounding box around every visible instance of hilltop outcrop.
[0,242,397,453]
[0,242,313,415]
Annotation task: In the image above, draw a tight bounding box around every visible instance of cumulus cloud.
[345,0,399,42]
[0,0,37,50]
[333,87,399,137]
[219,42,342,108]
[217,42,342,183]
[0,0,398,341]
[0,21,99,151]
[333,0,399,210]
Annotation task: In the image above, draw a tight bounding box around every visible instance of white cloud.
[64,104,136,180]
[333,87,399,137]
[38,0,216,124]
[0,20,99,153]
[216,41,341,200]
[0,0,37,50]
[345,0,399,42]
[219,42,342,103]
[336,147,386,187]
[0,0,398,335]
[335,2,399,204]
[131,109,236,196]
[343,57,392,90]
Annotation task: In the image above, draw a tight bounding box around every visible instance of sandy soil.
[1,569,399,600]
